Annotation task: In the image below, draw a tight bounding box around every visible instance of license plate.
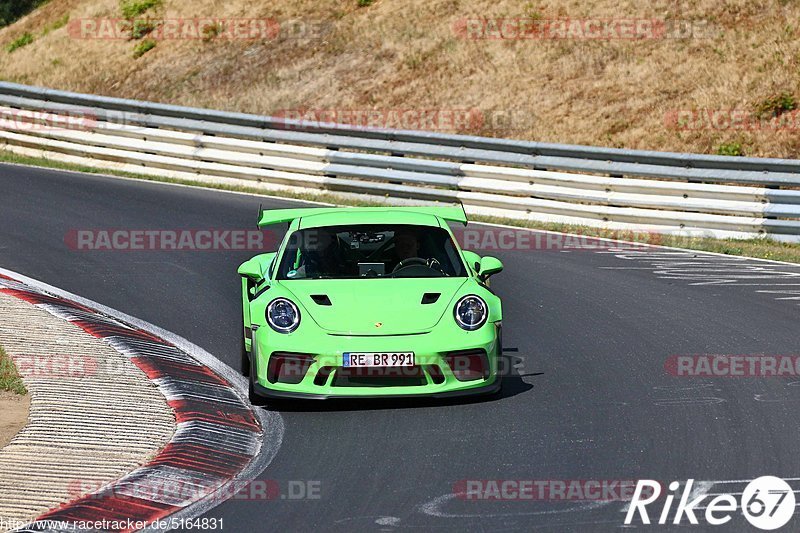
[342,352,415,367]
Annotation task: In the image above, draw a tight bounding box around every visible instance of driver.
[296,230,341,277]
[393,229,420,262]
[388,228,425,274]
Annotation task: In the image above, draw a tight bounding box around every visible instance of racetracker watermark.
[273,108,536,133]
[454,479,649,501]
[67,17,324,40]
[0,109,97,132]
[8,354,105,379]
[452,228,664,252]
[67,478,321,503]
[68,18,331,40]
[69,18,277,40]
[453,18,719,40]
[665,355,800,378]
[665,109,800,131]
[274,108,477,132]
[64,229,281,251]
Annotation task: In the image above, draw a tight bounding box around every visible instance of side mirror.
[478,256,503,281]
[237,258,264,281]
[238,252,277,282]
[462,250,482,275]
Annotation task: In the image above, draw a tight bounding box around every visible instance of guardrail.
[1,82,799,241]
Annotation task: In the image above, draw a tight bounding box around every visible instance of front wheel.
[247,348,267,406]
[494,324,504,397]
[492,373,504,398]
[248,373,266,405]
[240,333,250,377]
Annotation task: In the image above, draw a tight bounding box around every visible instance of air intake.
[421,293,440,304]
[311,294,332,306]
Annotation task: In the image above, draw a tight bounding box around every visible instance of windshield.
[276,224,466,279]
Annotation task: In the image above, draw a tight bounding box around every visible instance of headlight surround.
[266,298,301,333]
[454,295,488,331]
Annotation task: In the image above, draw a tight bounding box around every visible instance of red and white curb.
[0,268,283,532]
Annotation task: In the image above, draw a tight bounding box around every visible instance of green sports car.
[238,206,504,401]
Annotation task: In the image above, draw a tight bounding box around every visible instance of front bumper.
[250,374,501,400]
[250,321,501,399]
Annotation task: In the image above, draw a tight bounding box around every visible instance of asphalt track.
[2,163,800,532]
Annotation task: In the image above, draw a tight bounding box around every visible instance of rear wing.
[257,205,468,227]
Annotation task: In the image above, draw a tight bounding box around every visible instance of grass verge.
[2,149,800,265]
[132,38,156,58]
[0,346,26,395]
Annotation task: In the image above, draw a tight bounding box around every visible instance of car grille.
[329,365,433,387]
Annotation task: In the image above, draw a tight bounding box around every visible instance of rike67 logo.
[625,477,795,530]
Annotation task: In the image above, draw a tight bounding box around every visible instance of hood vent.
[421,293,441,305]
[311,294,332,306]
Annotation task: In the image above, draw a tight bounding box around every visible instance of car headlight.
[266,298,300,333]
[454,295,487,331]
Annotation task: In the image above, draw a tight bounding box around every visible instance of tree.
[0,0,48,28]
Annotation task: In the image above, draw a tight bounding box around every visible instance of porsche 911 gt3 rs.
[238,206,504,401]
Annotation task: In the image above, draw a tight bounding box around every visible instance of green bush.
[523,2,544,20]
[357,0,375,6]
[0,346,26,395]
[755,92,797,119]
[133,38,156,58]
[131,19,156,39]
[42,13,69,35]
[120,0,162,20]
[6,32,34,53]
[717,141,744,156]
[201,21,224,41]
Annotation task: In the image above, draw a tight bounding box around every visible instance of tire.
[240,333,250,377]
[248,349,267,406]
[248,374,265,405]
[241,281,252,377]
[494,324,504,397]
[493,373,504,398]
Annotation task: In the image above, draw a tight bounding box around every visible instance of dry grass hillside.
[1,0,799,157]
